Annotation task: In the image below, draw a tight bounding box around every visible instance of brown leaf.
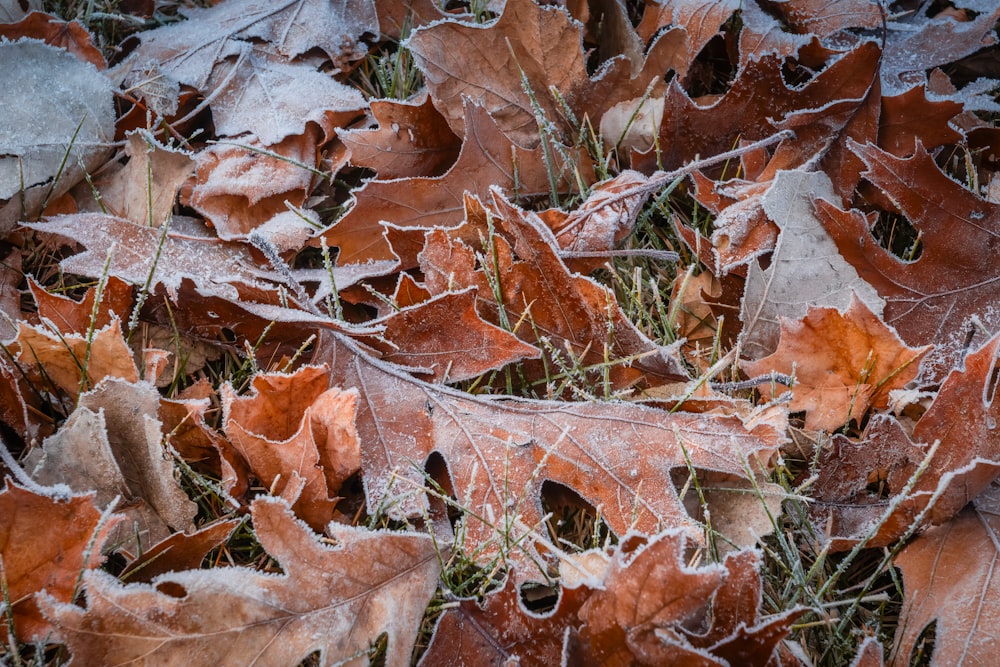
[419,575,590,665]
[42,497,441,667]
[340,94,461,179]
[406,0,590,147]
[25,378,197,551]
[571,532,804,666]
[10,318,139,401]
[221,365,361,530]
[365,289,541,382]
[316,102,585,265]
[817,141,1000,375]
[892,483,1000,666]
[319,331,781,574]
[763,0,882,39]
[0,481,120,643]
[121,0,377,118]
[811,335,1000,547]
[28,276,134,336]
[119,519,240,583]
[95,131,195,228]
[418,191,687,391]
[742,296,930,432]
[0,10,106,68]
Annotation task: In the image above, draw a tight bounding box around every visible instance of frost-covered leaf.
[0,481,120,643]
[0,39,114,231]
[25,378,197,551]
[42,497,440,667]
[740,169,884,359]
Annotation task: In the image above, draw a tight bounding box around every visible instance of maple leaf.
[318,330,781,574]
[25,378,198,550]
[41,497,441,667]
[220,365,361,530]
[816,140,1000,375]
[892,482,1000,667]
[742,296,930,432]
[0,481,120,643]
[811,335,1000,548]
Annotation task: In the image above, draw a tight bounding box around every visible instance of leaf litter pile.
[2,0,1000,664]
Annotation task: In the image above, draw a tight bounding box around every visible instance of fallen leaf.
[340,94,462,179]
[25,378,197,550]
[119,519,240,583]
[817,140,1000,375]
[0,481,120,643]
[317,102,586,265]
[742,296,930,431]
[42,496,441,667]
[0,39,114,231]
[319,331,781,574]
[0,10,106,68]
[892,482,1000,667]
[739,169,885,359]
[221,365,361,530]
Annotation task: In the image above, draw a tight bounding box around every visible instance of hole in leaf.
[909,620,937,666]
[865,467,893,499]
[519,581,560,614]
[154,581,188,598]
[541,481,614,552]
[870,211,923,261]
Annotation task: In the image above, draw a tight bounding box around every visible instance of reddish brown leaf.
[316,102,586,265]
[28,276,134,336]
[406,0,590,147]
[119,519,240,583]
[892,483,1000,667]
[419,575,590,665]
[418,191,687,391]
[221,365,361,530]
[0,11,106,68]
[812,335,1000,547]
[878,85,963,157]
[341,94,462,179]
[764,0,881,38]
[742,296,930,431]
[817,141,1000,374]
[42,497,440,667]
[0,481,120,643]
[319,331,781,574]
[366,289,541,382]
[25,378,198,550]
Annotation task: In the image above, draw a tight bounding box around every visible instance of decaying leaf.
[42,496,441,667]
[0,481,120,643]
[25,378,197,550]
[742,296,930,431]
[220,365,361,530]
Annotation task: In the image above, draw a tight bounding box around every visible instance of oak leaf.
[892,482,1000,667]
[817,140,1000,375]
[0,481,120,643]
[118,519,240,583]
[42,497,441,667]
[742,296,930,432]
[319,331,781,575]
[0,10,106,68]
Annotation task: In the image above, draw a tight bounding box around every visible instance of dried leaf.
[0,10,106,68]
[319,331,781,574]
[42,497,441,667]
[25,378,197,550]
[340,94,461,179]
[0,39,114,231]
[739,169,884,359]
[119,519,240,583]
[0,481,120,643]
[818,140,1000,375]
[742,296,930,431]
[221,366,361,530]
